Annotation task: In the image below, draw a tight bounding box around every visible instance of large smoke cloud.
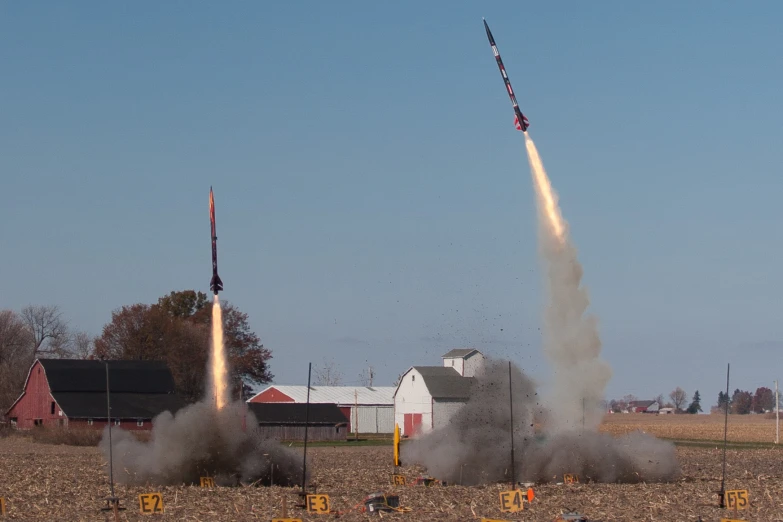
[404,135,680,484]
[404,360,680,484]
[100,400,305,486]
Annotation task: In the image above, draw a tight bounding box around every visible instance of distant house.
[393,349,484,437]
[247,402,348,441]
[629,400,659,413]
[247,385,395,434]
[658,407,675,414]
[5,359,186,430]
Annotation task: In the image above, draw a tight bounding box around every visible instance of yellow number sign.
[306,494,330,514]
[200,477,215,487]
[0,497,5,516]
[138,493,164,514]
[499,489,524,513]
[563,473,579,484]
[392,474,406,486]
[724,489,749,510]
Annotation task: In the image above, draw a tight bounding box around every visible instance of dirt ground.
[1,435,782,521]
[600,413,780,443]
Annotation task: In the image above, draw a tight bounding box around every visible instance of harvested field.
[1,436,782,521]
[600,413,780,443]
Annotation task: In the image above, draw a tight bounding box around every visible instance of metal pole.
[719,363,730,508]
[508,361,516,489]
[301,363,312,494]
[106,362,115,499]
[775,380,779,445]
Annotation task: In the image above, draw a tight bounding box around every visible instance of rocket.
[209,187,223,295]
[483,18,530,132]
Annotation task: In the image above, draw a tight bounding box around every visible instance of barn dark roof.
[53,392,186,420]
[413,366,474,399]
[248,403,349,426]
[39,359,176,393]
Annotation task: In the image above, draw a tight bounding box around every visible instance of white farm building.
[393,349,484,437]
[247,385,396,434]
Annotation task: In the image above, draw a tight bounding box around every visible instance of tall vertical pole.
[106,362,115,499]
[775,380,779,445]
[508,361,516,489]
[301,363,312,494]
[354,390,359,440]
[719,363,730,508]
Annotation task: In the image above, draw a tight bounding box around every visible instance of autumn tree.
[731,389,752,414]
[94,290,273,402]
[21,305,70,357]
[670,387,687,411]
[716,391,730,413]
[752,387,775,413]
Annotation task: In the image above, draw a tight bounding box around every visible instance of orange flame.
[211,295,228,410]
[524,132,565,243]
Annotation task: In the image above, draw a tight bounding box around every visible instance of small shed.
[247,402,348,441]
[5,358,186,430]
[247,385,395,434]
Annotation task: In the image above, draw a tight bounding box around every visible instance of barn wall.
[5,361,63,429]
[248,388,295,403]
[393,369,433,437]
[350,406,394,434]
[432,399,466,429]
[257,425,347,441]
[68,419,152,431]
[442,357,465,376]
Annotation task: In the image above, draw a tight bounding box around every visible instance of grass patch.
[283,438,393,447]
[667,438,783,450]
[30,427,103,446]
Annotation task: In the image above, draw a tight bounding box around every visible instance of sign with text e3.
[563,473,579,483]
[138,493,164,514]
[200,476,215,487]
[499,489,524,513]
[306,494,330,514]
[392,474,406,486]
[724,489,749,510]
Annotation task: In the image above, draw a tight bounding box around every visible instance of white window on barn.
[10,418,17,426]
[137,420,144,427]
[114,419,120,426]
[87,419,94,426]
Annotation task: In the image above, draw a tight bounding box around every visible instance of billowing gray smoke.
[100,400,305,486]
[404,360,680,484]
[404,136,680,484]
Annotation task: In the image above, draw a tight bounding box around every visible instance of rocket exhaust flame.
[210,295,229,410]
[524,132,565,243]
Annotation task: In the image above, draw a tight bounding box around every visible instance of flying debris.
[209,187,223,294]
[483,18,529,132]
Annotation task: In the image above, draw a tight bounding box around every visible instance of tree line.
[0,290,273,412]
[608,385,778,415]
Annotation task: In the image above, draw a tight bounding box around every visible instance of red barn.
[5,358,186,431]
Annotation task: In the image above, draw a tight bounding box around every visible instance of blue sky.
[2,2,781,407]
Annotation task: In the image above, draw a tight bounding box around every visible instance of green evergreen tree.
[686,390,702,414]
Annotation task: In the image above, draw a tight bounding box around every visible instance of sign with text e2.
[724,489,749,510]
[499,489,524,513]
[138,493,164,514]
[200,477,215,487]
[306,494,330,514]
[563,473,579,483]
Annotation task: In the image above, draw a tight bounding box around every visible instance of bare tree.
[21,305,69,357]
[655,394,665,407]
[0,310,36,411]
[313,358,343,386]
[68,331,95,360]
[358,366,375,387]
[670,387,687,411]
[623,394,638,406]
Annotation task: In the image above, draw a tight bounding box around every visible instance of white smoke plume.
[403,134,679,484]
[100,400,306,486]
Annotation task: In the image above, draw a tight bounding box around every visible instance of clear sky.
[2,2,781,407]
